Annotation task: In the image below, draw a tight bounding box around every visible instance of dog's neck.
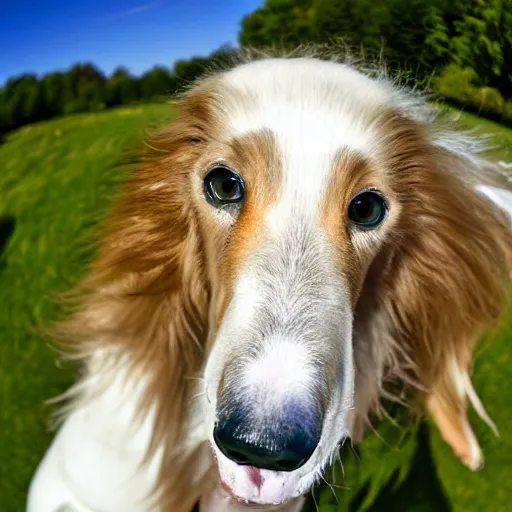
[28,353,208,511]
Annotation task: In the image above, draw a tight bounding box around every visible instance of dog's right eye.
[204,166,245,206]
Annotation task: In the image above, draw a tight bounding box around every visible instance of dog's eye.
[348,191,387,229]
[204,166,245,205]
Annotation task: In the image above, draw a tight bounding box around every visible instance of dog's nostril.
[276,458,303,470]
[227,449,249,464]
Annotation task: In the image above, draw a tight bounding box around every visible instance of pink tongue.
[246,466,264,489]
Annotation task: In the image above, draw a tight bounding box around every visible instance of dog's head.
[67,57,512,508]
[198,59,392,502]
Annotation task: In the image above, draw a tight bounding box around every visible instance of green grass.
[0,104,173,509]
[1,106,512,511]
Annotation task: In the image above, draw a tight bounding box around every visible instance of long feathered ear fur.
[51,86,219,510]
[352,109,512,470]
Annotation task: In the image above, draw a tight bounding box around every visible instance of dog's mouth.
[213,446,304,506]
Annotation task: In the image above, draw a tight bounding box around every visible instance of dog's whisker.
[329,482,350,490]
[184,376,205,382]
[310,483,320,512]
[336,443,346,484]
[320,474,339,507]
[188,390,206,403]
[349,438,361,465]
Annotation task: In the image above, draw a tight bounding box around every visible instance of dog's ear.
[380,144,512,470]
[53,90,218,510]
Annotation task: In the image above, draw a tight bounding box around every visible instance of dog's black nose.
[213,402,322,472]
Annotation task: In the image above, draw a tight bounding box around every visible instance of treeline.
[0,46,234,136]
[240,0,512,122]
[3,1,512,136]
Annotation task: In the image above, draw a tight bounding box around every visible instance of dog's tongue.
[216,451,298,505]
[245,466,263,489]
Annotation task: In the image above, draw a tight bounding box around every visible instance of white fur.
[28,354,211,511]
[200,482,304,512]
[447,358,489,471]
[223,58,388,224]
[476,184,512,223]
[28,360,163,511]
[243,339,313,395]
[201,59,388,504]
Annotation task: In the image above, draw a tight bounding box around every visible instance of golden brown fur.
[351,109,512,455]
[52,86,219,510]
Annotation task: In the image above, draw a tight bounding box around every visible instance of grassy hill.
[1,104,511,511]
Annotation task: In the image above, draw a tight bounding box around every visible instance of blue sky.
[1,0,263,85]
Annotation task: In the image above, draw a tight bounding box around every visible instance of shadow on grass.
[352,423,452,512]
[0,215,16,272]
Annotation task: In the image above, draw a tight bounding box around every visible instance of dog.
[27,53,512,512]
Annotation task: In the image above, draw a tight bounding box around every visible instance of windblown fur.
[28,47,512,511]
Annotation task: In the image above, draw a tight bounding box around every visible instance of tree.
[40,72,68,117]
[238,0,512,104]
[2,75,45,127]
[240,0,314,48]
[449,0,512,96]
[63,63,106,114]
[380,0,451,72]
[312,0,380,48]
[105,67,140,107]
[173,56,211,85]
[139,66,179,100]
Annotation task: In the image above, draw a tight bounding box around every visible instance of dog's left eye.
[348,191,387,229]
[204,166,245,205]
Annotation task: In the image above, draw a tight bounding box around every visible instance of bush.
[503,101,512,120]
[63,99,88,115]
[474,87,505,116]
[88,100,106,112]
[434,64,480,104]
[434,64,509,122]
